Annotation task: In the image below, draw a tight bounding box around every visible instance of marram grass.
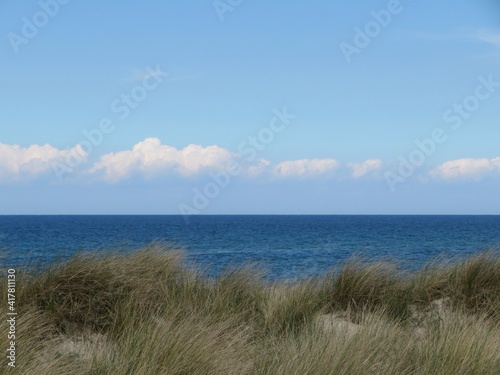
[1,245,499,374]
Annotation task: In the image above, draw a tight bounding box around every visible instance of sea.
[1,215,499,279]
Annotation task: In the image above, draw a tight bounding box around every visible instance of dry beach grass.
[1,246,499,374]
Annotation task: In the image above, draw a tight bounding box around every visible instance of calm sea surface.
[1,215,499,279]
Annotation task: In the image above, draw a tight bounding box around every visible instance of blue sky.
[0,0,499,215]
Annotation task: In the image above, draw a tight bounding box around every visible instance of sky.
[0,0,499,215]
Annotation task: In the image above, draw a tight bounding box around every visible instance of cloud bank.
[0,143,87,181]
[430,157,500,180]
[2,138,499,185]
[89,138,235,182]
[349,159,382,178]
[273,159,340,178]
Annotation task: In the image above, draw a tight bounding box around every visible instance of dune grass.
[1,246,499,374]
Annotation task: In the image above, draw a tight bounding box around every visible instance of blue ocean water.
[1,215,499,279]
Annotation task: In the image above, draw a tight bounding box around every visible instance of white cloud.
[15,138,500,186]
[349,159,382,178]
[273,158,339,178]
[0,143,87,181]
[247,159,271,177]
[430,157,500,180]
[90,137,236,182]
